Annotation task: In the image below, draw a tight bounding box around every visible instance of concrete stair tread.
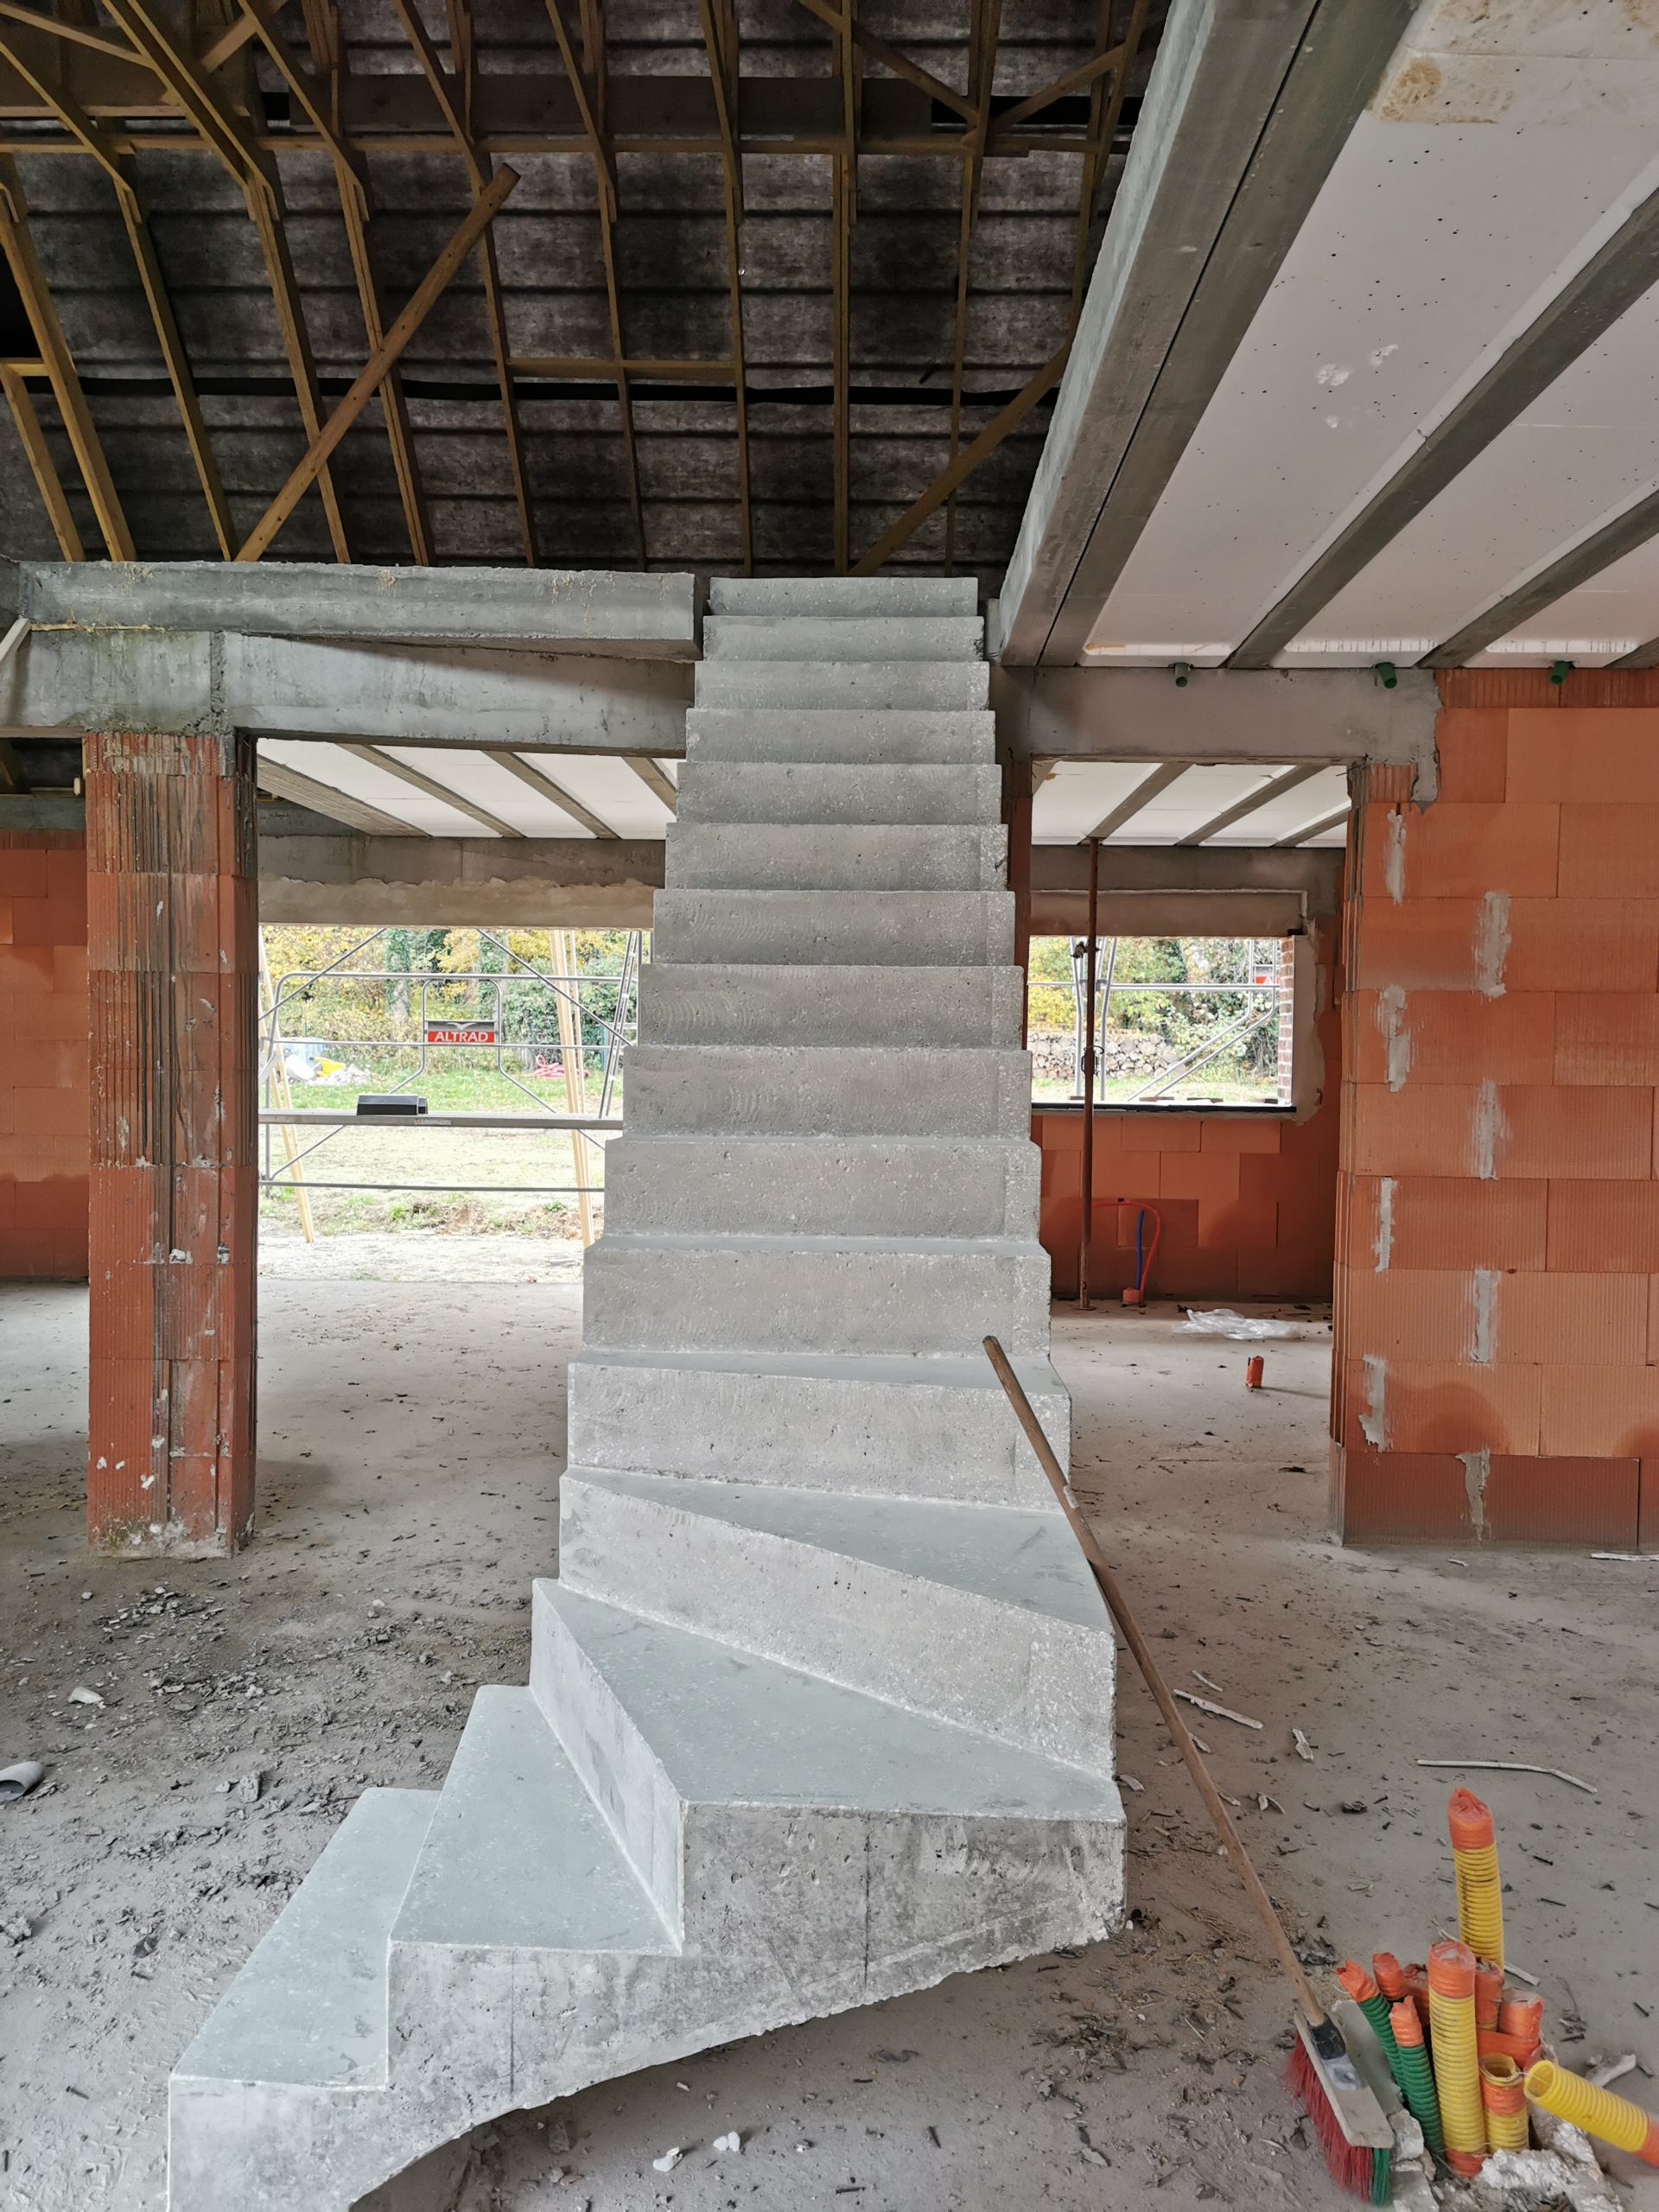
[541,1585,1122,1822]
[569,1471,1103,1629]
[391,1687,676,1956]
[702,614,983,661]
[572,1344,1064,1391]
[707,576,978,616]
[175,1788,436,2090]
[597,1230,1045,1257]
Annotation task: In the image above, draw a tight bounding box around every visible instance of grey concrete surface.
[160,582,1122,2205]
[18,565,699,657]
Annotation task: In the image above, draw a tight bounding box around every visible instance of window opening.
[1028,936,1294,1108]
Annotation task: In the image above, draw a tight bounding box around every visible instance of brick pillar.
[0,828,89,1278]
[86,732,257,1555]
[1331,679,1659,1548]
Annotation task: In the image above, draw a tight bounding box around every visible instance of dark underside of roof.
[0,0,1166,584]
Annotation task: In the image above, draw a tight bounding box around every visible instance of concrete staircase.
[167,576,1126,2209]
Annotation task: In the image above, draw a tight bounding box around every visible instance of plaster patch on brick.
[1459,1447,1490,1541]
[1474,890,1510,999]
[1383,808,1407,904]
[1470,1268,1498,1365]
[1359,1354,1389,1449]
[1472,1078,1506,1180]
[1374,1177,1395,1273]
[1377,984,1411,1091]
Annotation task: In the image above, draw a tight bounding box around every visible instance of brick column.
[86,732,258,1555]
[0,828,89,1278]
[1331,678,1659,1548]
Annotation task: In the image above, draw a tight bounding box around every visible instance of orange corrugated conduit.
[1447,1788,1504,1968]
[1480,2056,1528,2152]
[1428,1937,1487,2177]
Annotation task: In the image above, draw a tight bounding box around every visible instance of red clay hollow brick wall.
[1332,672,1659,1548]
[1035,925,1340,1303]
[0,829,90,1279]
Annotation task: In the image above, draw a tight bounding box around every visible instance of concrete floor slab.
[6,1281,1659,2210]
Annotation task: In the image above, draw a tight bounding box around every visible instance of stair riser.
[560,1478,1116,1777]
[666,823,1006,893]
[528,1589,685,1936]
[675,762,1004,827]
[702,614,983,662]
[172,1821,1122,2212]
[652,890,1014,967]
[686,709,996,765]
[639,963,1026,1048]
[566,1355,1067,1503]
[385,1802,1124,2136]
[693,662,990,712]
[709,575,978,617]
[582,1245,1052,1357]
[603,1138,1039,1238]
[622,1046,1033,1139]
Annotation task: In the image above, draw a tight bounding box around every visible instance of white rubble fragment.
[1471,2148,1619,2212]
[712,2132,742,2153]
[651,2147,684,2173]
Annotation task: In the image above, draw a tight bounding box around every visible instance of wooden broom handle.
[982,1336,1328,2030]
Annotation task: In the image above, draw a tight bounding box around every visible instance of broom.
[983,1336,1396,2202]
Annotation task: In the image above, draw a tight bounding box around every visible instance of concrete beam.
[0,628,694,753]
[19,563,699,658]
[993,0,1412,668]
[1028,887,1312,938]
[258,830,664,926]
[1031,842,1343,912]
[996,665,1435,773]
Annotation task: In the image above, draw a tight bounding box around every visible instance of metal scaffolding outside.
[257,924,643,1247]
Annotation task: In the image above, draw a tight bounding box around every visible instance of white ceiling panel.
[1032,760,1152,844]
[1032,761,1346,847]
[1205,765,1351,845]
[1290,289,1659,663]
[380,747,594,837]
[258,740,487,838]
[547,754,675,839]
[1479,533,1659,667]
[1083,117,1659,659]
[1115,766,1281,845]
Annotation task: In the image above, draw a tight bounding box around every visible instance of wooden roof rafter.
[391,0,536,566]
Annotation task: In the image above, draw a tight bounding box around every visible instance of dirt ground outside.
[2,1284,1657,2211]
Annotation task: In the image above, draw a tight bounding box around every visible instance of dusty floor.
[3,1268,1657,2212]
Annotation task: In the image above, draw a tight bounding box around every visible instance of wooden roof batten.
[0,0,1166,575]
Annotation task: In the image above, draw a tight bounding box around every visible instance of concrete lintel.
[994,0,1410,669]
[1032,842,1343,912]
[1029,887,1311,938]
[258,833,664,927]
[997,665,1434,766]
[20,563,700,659]
[2,629,693,753]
